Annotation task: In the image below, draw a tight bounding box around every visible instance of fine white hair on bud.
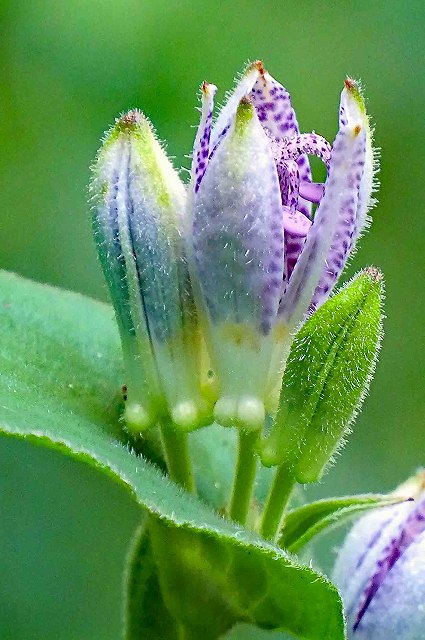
[91,110,212,433]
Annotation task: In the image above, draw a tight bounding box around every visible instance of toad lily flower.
[333,475,425,639]
[190,62,376,430]
[91,61,376,436]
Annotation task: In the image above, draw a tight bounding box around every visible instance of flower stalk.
[259,465,295,541]
[159,420,196,493]
[228,429,260,525]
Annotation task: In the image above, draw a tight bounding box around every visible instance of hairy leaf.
[0,272,344,639]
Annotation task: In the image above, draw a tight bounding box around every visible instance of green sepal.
[279,493,405,553]
[261,268,383,482]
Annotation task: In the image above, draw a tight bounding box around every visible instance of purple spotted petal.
[309,82,373,311]
[278,86,368,329]
[343,81,376,250]
[192,81,217,193]
[250,70,313,219]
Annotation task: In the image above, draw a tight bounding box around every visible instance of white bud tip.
[214,395,265,430]
[125,403,155,433]
[171,401,199,431]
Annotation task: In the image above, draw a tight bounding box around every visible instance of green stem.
[229,429,259,525]
[159,421,195,493]
[177,624,189,640]
[260,464,295,541]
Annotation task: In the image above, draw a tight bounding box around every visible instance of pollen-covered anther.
[214,395,265,431]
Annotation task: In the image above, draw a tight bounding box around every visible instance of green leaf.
[279,494,404,553]
[0,271,345,639]
[261,268,384,482]
[124,522,178,639]
[149,517,342,640]
[219,623,299,638]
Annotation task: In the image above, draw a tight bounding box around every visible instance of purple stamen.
[282,208,312,282]
[283,133,332,170]
[272,131,331,282]
[299,181,325,204]
[277,157,300,213]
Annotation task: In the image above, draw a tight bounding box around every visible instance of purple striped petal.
[192,98,284,429]
[250,70,312,218]
[354,498,425,632]
[334,485,425,639]
[192,81,217,193]
[279,82,369,328]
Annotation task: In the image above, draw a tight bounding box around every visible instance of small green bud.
[261,268,383,482]
[91,110,212,433]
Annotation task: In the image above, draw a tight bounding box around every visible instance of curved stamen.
[276,158,312,282]
[299,181,325,204]
[282,208,312,282]
[277,157,299,213]
[283,133,332,170]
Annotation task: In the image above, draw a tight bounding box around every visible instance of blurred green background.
[1,0,424,637]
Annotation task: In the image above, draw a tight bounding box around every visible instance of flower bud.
[91,110,211,432]
[261,268,383,481]
[191,93,285,431]
[333,474,425,639]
